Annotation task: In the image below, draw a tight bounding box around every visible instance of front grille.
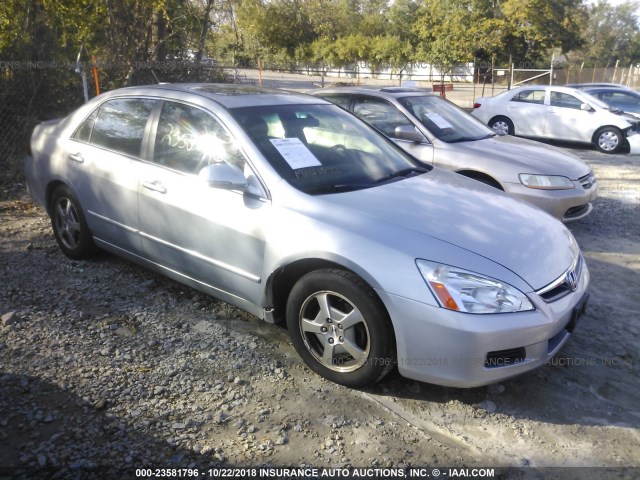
[537,255,583,302]
[579,172,596,190]
[485,347,526,368]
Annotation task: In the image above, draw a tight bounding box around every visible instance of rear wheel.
[50,185,98,259]
[594,127,623,153]
[488,116,514,136]
[286,269,395,387]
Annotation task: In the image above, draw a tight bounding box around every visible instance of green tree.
[498,0,586,64]
[577,0,640,66]
[413,0,478,82]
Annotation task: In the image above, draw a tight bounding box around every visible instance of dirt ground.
[1,145,639,480]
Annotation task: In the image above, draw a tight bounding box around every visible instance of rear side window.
[319,94,351,110]
[511,90,546,104]
[72,110,98,142]
[77,98,155,157]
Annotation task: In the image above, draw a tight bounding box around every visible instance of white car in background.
[472,85,640,154]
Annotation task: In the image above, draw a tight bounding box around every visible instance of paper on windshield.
[270,138,322,169]
[425,113,454,129]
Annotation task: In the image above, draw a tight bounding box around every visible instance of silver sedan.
[311,86,598,222]
[26,84,589,388]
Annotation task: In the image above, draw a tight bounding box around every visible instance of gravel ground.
[1,145,639,480]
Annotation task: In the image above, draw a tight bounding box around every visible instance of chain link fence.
[0,62,474,180]
[3,60,639,190]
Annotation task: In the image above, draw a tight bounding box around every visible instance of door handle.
[142,180,167,194]
[68,153,84,163]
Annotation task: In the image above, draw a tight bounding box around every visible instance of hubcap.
[54,197,81,250]
[298,291,370,373]
[598,131,619,151]
[491,121,510,136]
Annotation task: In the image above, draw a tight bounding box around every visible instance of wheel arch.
[488,115,515,135]
[45,180,69,215]
[591,125,624,144]
[591,125,626,153]
[265,258,394,335]
[455,170,504,190]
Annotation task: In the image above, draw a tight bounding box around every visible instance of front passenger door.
[138,101,269,306]
[545,91,593,143]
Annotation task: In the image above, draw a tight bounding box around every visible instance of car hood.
[437,135,591,179]
[316,169,578,291]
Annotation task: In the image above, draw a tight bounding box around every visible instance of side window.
[90,98,155,156]
[511,90,546,104]
[608,92,639,108]
[153,102,244,174]
[320,94,351,110]
[72,109,98,143]
[550,92,584,110]
[352,96,414,138]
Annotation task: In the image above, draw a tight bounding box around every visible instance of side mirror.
[199,163,249,191]
[580,103,593,112]
[394,125,427,143]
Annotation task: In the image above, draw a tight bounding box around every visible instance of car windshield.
[231,104,428,194]
[398,95,493,143]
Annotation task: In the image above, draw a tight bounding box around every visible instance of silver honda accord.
[25,84,590,388]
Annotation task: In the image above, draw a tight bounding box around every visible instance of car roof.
[583,87,640,95]
[565,82,631,89]
[312,86,439,100]
[506,85,594,96]
[97,83,329,109]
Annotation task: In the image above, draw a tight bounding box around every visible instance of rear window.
[73,98,155,157]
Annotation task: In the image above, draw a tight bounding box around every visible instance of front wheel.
[286,269,395,387]
[488,116,514,136]
[595,127,623,153]
[50,185,98,259]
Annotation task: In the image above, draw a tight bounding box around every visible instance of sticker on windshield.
[425,113,454,129]
[270,138,322,169]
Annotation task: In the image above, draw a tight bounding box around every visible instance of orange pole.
[91,55,100,95]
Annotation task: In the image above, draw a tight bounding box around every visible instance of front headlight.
[519,174,574,190]
[416,260,534,314]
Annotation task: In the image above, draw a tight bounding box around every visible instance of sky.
[587,0,640,16]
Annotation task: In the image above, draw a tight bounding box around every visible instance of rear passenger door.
[68,97,156,252]
[505,89,547,136]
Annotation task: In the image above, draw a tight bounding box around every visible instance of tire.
[286,269,395,387]
[50,185,98,259]
[594,127,623,153]
[488,116,514,136]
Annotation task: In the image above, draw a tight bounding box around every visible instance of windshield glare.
[231,104,426,194]
[398,96,493,143]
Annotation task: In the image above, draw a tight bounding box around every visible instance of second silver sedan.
[311,87,598,222]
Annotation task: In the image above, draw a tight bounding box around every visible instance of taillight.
[473,103,482,109]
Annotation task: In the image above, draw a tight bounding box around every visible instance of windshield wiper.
[447,134,494,143]
[305,183,372,194]
[374,166,429,184]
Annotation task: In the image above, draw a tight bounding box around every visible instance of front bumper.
[377,260,590,388]
[627,133,640,154]
[502,177,598,222]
